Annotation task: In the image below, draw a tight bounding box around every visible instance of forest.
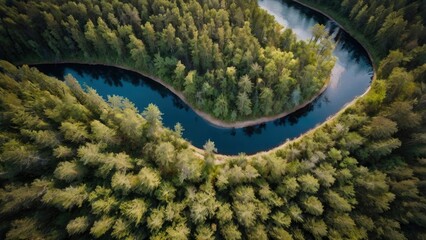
[0,0,425,239]
[298,0,426,62]
[0,0,336,121]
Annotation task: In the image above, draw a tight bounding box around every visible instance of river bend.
[35,0,373,154]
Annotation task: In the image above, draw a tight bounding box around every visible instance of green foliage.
[89,186,118,215]
[142,103,163,130]
[111,218,131,239]
[324,190,352,212]
[271,211,291,227]
[176,149,203,183]
[120,199,147,225]
[154,142,176,171]
[220,223,242,240]
[0,0,425,236]
[213,94,229,119]
[0,58,423,238]
[42,184,88,210]
[304,218,328,238]
[313,163,336,187]
[111,172,132,194]
[236,92,252,116]
[301,0,425,60]
[66,216,90,235]
[0,139,40,173]
[53,145,74,159]
[60,121,89,143]
[90,120,117,145]
[137,167,161,193]
[90,216,115,238]
[298,174,320,193]
[156,182,177,203]
[216,203,233,224]
[303,196,324,216]
[0,180,50,214]
[54,161,87,182]
[233,201,257,228]
[356,169,395,213]
[0,0,336,122]
[21,129,59,148]
[195,225,215,240]
[362,116,398,139]
[6,218,44,240]
[278,177,300,198]
[270,227,293,240]
[385,101,422,130]
[147,207,165,232]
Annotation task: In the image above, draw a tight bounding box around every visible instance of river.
[35,0,373,155]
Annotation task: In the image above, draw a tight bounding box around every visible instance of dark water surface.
[35,0,372,155]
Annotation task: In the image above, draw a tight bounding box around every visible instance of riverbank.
[19,0,377,157]
[210,80,373,162]
[292,0,380,68]
[212,0,379,159]
[195,79,330,128]
[240,0,379,159]
[183,0,379,158]
[247,85,372,160]
[24,60,331,129]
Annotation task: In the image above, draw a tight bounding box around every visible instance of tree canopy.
[0,0,425,238]
[0,0,335,121]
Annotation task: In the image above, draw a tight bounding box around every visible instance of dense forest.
[0,0,426,239]
[0,0,336,121]
[298,0,426,61]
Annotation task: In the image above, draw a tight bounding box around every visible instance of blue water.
[35,0,372,154]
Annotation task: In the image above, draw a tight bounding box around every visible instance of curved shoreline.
[25,60,330,129]
[19,0,377,157]
[211,0,378,159]
[210,83,373,161]
[197,80,330,128]
[291,0,377,70]
[207,0,378,159]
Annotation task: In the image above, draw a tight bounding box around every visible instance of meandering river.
[35,0,373,155]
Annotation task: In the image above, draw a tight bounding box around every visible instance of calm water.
[35,0,372,154]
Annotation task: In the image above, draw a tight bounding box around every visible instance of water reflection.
[34,0,372,154]
[243,123,267,137]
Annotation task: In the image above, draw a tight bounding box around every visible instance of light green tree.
[303,196,324,216]
[237,92,252,116]
[54,161,87,183]
[90,216,115,238]
[60,121,89,143]
[66,216,90,236]
[120,199,147,225]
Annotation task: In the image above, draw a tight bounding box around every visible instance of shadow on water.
[32,0,373,154]
[34,63,177,100]
[243,123,267,137]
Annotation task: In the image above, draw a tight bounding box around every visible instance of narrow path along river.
[35,0,373,155]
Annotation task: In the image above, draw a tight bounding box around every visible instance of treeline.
[337,46,426,239]
[0,0,425,239]
[0,0,335,121]
[296,0,426,237]
[300,0,426,58]
[0,59,424,239]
